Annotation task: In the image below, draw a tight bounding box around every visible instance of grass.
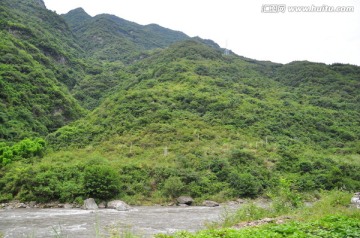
[155,190,360,238]
[156,215,360,238]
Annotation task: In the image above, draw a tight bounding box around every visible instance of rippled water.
[0,205,238,237]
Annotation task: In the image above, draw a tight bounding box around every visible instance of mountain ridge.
[62,8,190,62]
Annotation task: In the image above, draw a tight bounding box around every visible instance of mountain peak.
[67,7,89,15]
[62,7,92,29]
[26,0,46,8]
[64,7,91,19]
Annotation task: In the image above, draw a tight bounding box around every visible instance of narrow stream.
[0,205,239,237]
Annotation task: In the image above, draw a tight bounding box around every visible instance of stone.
[351,192,360,208]
[202,200,219,207]
[107,200,130,211]
[29,201,37,208]
[98,202,106,209]
[176,196,194,205]
[17,203,27,208]
[83,198,98,210]
[5,205,14,210]
[64,203,73,209]
[236,199,245,204]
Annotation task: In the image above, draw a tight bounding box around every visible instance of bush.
[83,165,120,200]
[268,178,303,213]
[162,176,184,198]
[0,138,45,166]
[228,172,262,198]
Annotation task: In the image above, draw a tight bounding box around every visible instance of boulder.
[351,192,360,208]
[98,202,107,209]
[202,200,219,207]
[107,200,130,211]
[83,198,98,210]
[177,196,194,205]
[64,203,73,209]
[16,203,27,208]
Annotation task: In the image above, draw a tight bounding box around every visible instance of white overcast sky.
[44,0,360,66]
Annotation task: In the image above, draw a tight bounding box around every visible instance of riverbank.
[158,190,360,238]
[0,197,249,210]
[0,200,82,209]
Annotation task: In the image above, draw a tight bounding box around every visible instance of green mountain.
[49,42,360,154]
[0,0,359,205]
[63,8,220,110]
[0,0,85,141]
[62,8,189,63]
[42,40,359,203]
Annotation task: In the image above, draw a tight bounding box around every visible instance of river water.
[0,205,238,237]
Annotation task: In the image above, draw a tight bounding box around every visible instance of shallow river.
[0,205,238,237]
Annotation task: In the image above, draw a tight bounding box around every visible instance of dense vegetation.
[0,0,359,213]
[0,0,86,140]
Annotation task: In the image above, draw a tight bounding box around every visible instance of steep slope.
[62,8,189,62]
[38,41,359,203]
[49,41,360,153]
[62,8,224,110]
[0,0,85,141]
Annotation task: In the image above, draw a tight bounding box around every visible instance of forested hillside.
[0,0,85,141]
[0,0,359,205]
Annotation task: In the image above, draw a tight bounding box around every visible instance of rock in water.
[177,196,194,205]
[107,200,130,211]
[202,200,219,207]
[83,198,98,210]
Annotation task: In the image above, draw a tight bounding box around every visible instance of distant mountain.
[62,8,190,62]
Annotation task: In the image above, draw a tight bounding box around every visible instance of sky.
[43,0,360,66]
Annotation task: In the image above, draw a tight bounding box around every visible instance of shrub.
[162,176,184,198]
[0,138,45,166]
[268,178,303,213]
[83,165,120,200]
[228,172,262,198]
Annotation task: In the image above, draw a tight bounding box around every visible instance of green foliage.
[162,176,185,198]
[0,0,86,141]
[268,178,303,213]
[159,215,360,238]
[0,138,45,165]
[83,165,120,200]
[228,172,262,198]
